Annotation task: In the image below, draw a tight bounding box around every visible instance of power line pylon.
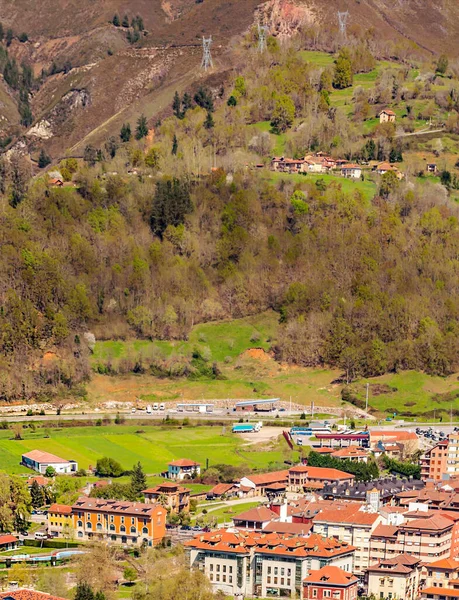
[258,23,269,53]
[201,36,213,71]
[337,11,349,39]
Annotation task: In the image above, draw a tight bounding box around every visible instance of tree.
[333,49,353,89]
[83,145,97,166]
[270,94,295,133]
[171,134,178,155]
[45,466,56,478]
[122,15,130,27]
[194,87,214,112]
[172,91,182,119]
[30,480,45,508]
[227,95,237,107]
[75,582,95,600]
[379,170,399,198]
[105,136,118,159]
[204,111,214,129]
[120,123,131,142]
[135,114,148,140]
[5,28,13,47]
[9,154,29,208]
[112,14,120,27]
[182,92,193,113]
[130,461,147,497]
[123,566,137,585]
[436,54,448,75]
[150,178,193,238]
[145,147,161,169]
[441,170,452,188]
[18,32,28,43]
[96,457,124,477]
[38,149,51,169]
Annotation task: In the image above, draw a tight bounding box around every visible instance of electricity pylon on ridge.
[258,23,269,53]
[337,11,349,39]
[201,36,213,70]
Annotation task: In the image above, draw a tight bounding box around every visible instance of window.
[268,567,272,575]
[120,525,126,533]
[110,524,115,532]
[77,520,83,528]
[78,531,83,538]
[222,576,226,583]
[229,576,232,584]
[267,577,271,584]
[229,566,233,573]
[313,589,318,598]
[210,564,213,572]
[217,565,220,572]
[130,526,136,534]
[96,523,102,531]
[97,514,101,521]
[209,574,213,581]
[142,527,148,534]
[110,515,114,523]
[131,517,135,525]
[324,591,331,598]
[216,575,220,582]
[121,517,125,524]
[86,522,92,529]
[223,565,226,573]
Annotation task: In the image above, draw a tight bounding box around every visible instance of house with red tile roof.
[379,109,396,123]
[331,446,369,463]
[288,466,355,492]
[239,470,289,495]
[0,535,18,551]
[142,482,191,513]
[303,566,358,600]
[22,450,78,475]
[167,459,200,480]
[424,557,459,589]
[367,554,422,600]
[232,506,279,530]
[312,504,381,574]
[421,589,459,600]
[185,530,355,598]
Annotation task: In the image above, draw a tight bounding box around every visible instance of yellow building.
[47,503,73,537]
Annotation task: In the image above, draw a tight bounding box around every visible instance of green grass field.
[203,501,261,524]
[249,121,287,156]
[0,424,290,475]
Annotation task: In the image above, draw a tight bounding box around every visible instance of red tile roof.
[233,506,279,523]
[380,109,396,116]
[49,503,72,515]
[27,476,49,486]
[168,459,200,467]
[263,522,312,535]
[332,446,369,458]
[0,592,67,600]
[403,514,453,531]
[289,466,355,480]
[429,558,459,571]
[72,497,164,518]
[244,470,289,486]
[303,565,358,586]
[368,553,421,574]
[22,450,69,464]
[0,535,18,545]
[209,483,236,496]
[143,482,190,494]
[421,588,459,598]
[313,507,380,526]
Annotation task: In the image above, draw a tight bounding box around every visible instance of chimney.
[279,500,288,523]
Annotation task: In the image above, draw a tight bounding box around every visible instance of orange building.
[421,440,449,481]
[72,497,166,547]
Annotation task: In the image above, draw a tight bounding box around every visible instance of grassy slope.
[0,424,290,475]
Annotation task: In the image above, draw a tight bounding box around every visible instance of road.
[395,128,445,138]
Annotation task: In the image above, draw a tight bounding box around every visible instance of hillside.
[0,0,458,156]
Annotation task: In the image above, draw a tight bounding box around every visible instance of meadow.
[0,424,290,475]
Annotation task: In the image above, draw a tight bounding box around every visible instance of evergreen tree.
[5,28,13,47]
[182,92,193,113]
[120,123,131,143]
[436,54,448,75]
[0,23,4,42]
[227,95,237,107]
[172,134,178,155]
[151,178,193,238]
[135,114,148,140]
[30,480,45,508]
[112,14,120,27]
[194,87,214,112]
[122,15,130,28]
[172,91,182,119]
[75,582,95,600]
[204,111,214,129]
[130,461,147,497]
[38,149,51,169]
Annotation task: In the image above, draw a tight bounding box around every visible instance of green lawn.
[92,310,278,367]
[268,171,377,202]
[300,51,335,68]
[203,501,261,524]
[249,121,287,156]
[0,424,291,475]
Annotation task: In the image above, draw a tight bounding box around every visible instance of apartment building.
[369,514,456,564]
[367,554,422,600]
[447,434,459,477]
[302,566,358,600]
[421,440,449,481]
[312,506,381,575]
[47,503,73,537]
[424,557,459,589]
[185,530,355,598]
[71,497,166,546]
[288,467,355,493]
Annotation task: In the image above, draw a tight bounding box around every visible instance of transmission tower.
[337,11,349,38]
[201,36,213,71]
[258,23,269,53]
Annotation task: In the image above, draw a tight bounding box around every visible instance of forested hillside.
[1,151,458,402]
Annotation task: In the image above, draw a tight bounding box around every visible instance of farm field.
[0,424,290,475]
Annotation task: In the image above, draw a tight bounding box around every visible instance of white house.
[341,164,362,179]
[22,450,78,474]
[167,459,200,480]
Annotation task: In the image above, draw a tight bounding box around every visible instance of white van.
[153,403,159,411]
[35,532,48,540]
[146,405,152,414]
[159,403,165,411]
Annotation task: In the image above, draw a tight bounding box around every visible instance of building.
[21,450,78,475]
[71,497,166,546]
[142,482,191,513]
[288,466,355,493]
[312,505,381,575]
[0,592,67,600]
[424,557,459,589]
[379,109,396,123]
[420,588,459,600]
[322,477,424,505]
[234,398,279,412]
[302,565,358,600]
[185,530,355,598]
[370,430,419,454]
[271,157,305,174]
[421,440,449,481]
[47,504,73,537]
[341,164,362,179]
[0,535,18,551]
[206,483,240,500]
[331,446,369,463]
[232,506,280,530]
[366,554,422,600]
[373,162,403,180]
[427,163,438,174]
[446,434,459,477]
[239,470,289,495]
[167,459,200,480]
[369,514,457,564]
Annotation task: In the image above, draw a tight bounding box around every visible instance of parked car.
[159,403,165,411]
[34,531,48,540]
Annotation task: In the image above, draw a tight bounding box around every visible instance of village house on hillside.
[379,109,396,123]
[142,482,191,513]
